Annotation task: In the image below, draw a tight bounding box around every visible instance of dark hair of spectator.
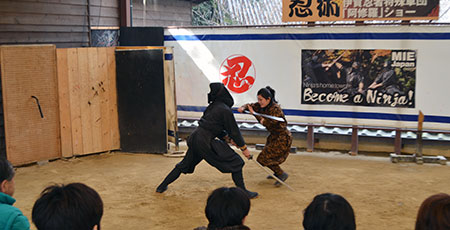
[303,193,356,230]
[205,187,250,228]
[32,183,103,230]
[415,193,450,230]
[257,86,278,105]
[0,157,15,182]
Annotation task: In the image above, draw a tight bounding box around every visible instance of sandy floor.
[12,148,450,230]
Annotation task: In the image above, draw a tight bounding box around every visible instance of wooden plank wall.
[0,0,119,48]
[57,47,119,157]
[133,0,193,26]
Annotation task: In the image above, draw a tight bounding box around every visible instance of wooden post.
[306,125,314,152]
[120,0,131,27]
[350,125,358,156]
[416,111,424,164]
[87,0,92,46]
[394,128,402,155]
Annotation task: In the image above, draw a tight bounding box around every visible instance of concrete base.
[163,151,186,158]
[390,153,447,165]
[255,144,297,153]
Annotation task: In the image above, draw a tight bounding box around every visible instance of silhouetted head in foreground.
[32,183,103,230]
[205,187,250,229]
[415,193,450,230]
[303,193,356,230]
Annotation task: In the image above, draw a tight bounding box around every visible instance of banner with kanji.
[165,26,450,130]
[301,49,416,107]
[282,0,439,22]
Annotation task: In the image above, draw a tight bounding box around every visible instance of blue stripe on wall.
[177,105,450,124]
[165,33,450,41]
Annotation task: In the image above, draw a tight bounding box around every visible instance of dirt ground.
[12,148,450,230]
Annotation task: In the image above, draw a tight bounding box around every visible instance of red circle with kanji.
[219,54,256,94]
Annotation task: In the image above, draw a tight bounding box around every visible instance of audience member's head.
[303,193,356,230]
[415,193,450,230]
[32,183,103,230]
[205,187,250,229]
[0,158,30,230]
[0,157,15,197]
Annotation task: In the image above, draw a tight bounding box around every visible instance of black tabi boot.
[232,170,258,199]
[156,167,182,193]
[156,184,168,193]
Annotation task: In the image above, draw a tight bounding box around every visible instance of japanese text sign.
[282,0,439,21]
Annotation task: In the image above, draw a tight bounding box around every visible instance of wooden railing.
[178,116,450,156]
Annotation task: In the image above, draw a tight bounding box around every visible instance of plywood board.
[56,47,119,156]
[0,45,61,165]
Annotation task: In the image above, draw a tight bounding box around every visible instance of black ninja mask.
[207,83,234,107]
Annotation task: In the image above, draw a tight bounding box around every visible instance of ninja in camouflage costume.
[238,86,292,187]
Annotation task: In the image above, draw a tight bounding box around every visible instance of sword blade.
[251,158,295,191]
[244,110,285,122]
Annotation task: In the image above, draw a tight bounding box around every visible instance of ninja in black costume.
[156,83,258,199]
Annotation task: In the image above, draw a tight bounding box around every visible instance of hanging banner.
[301,49,416,107]
[165,26,450,130]
[282,0,439,22]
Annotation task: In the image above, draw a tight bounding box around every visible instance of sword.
[249,155,295,191]
[244,110,285,122]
